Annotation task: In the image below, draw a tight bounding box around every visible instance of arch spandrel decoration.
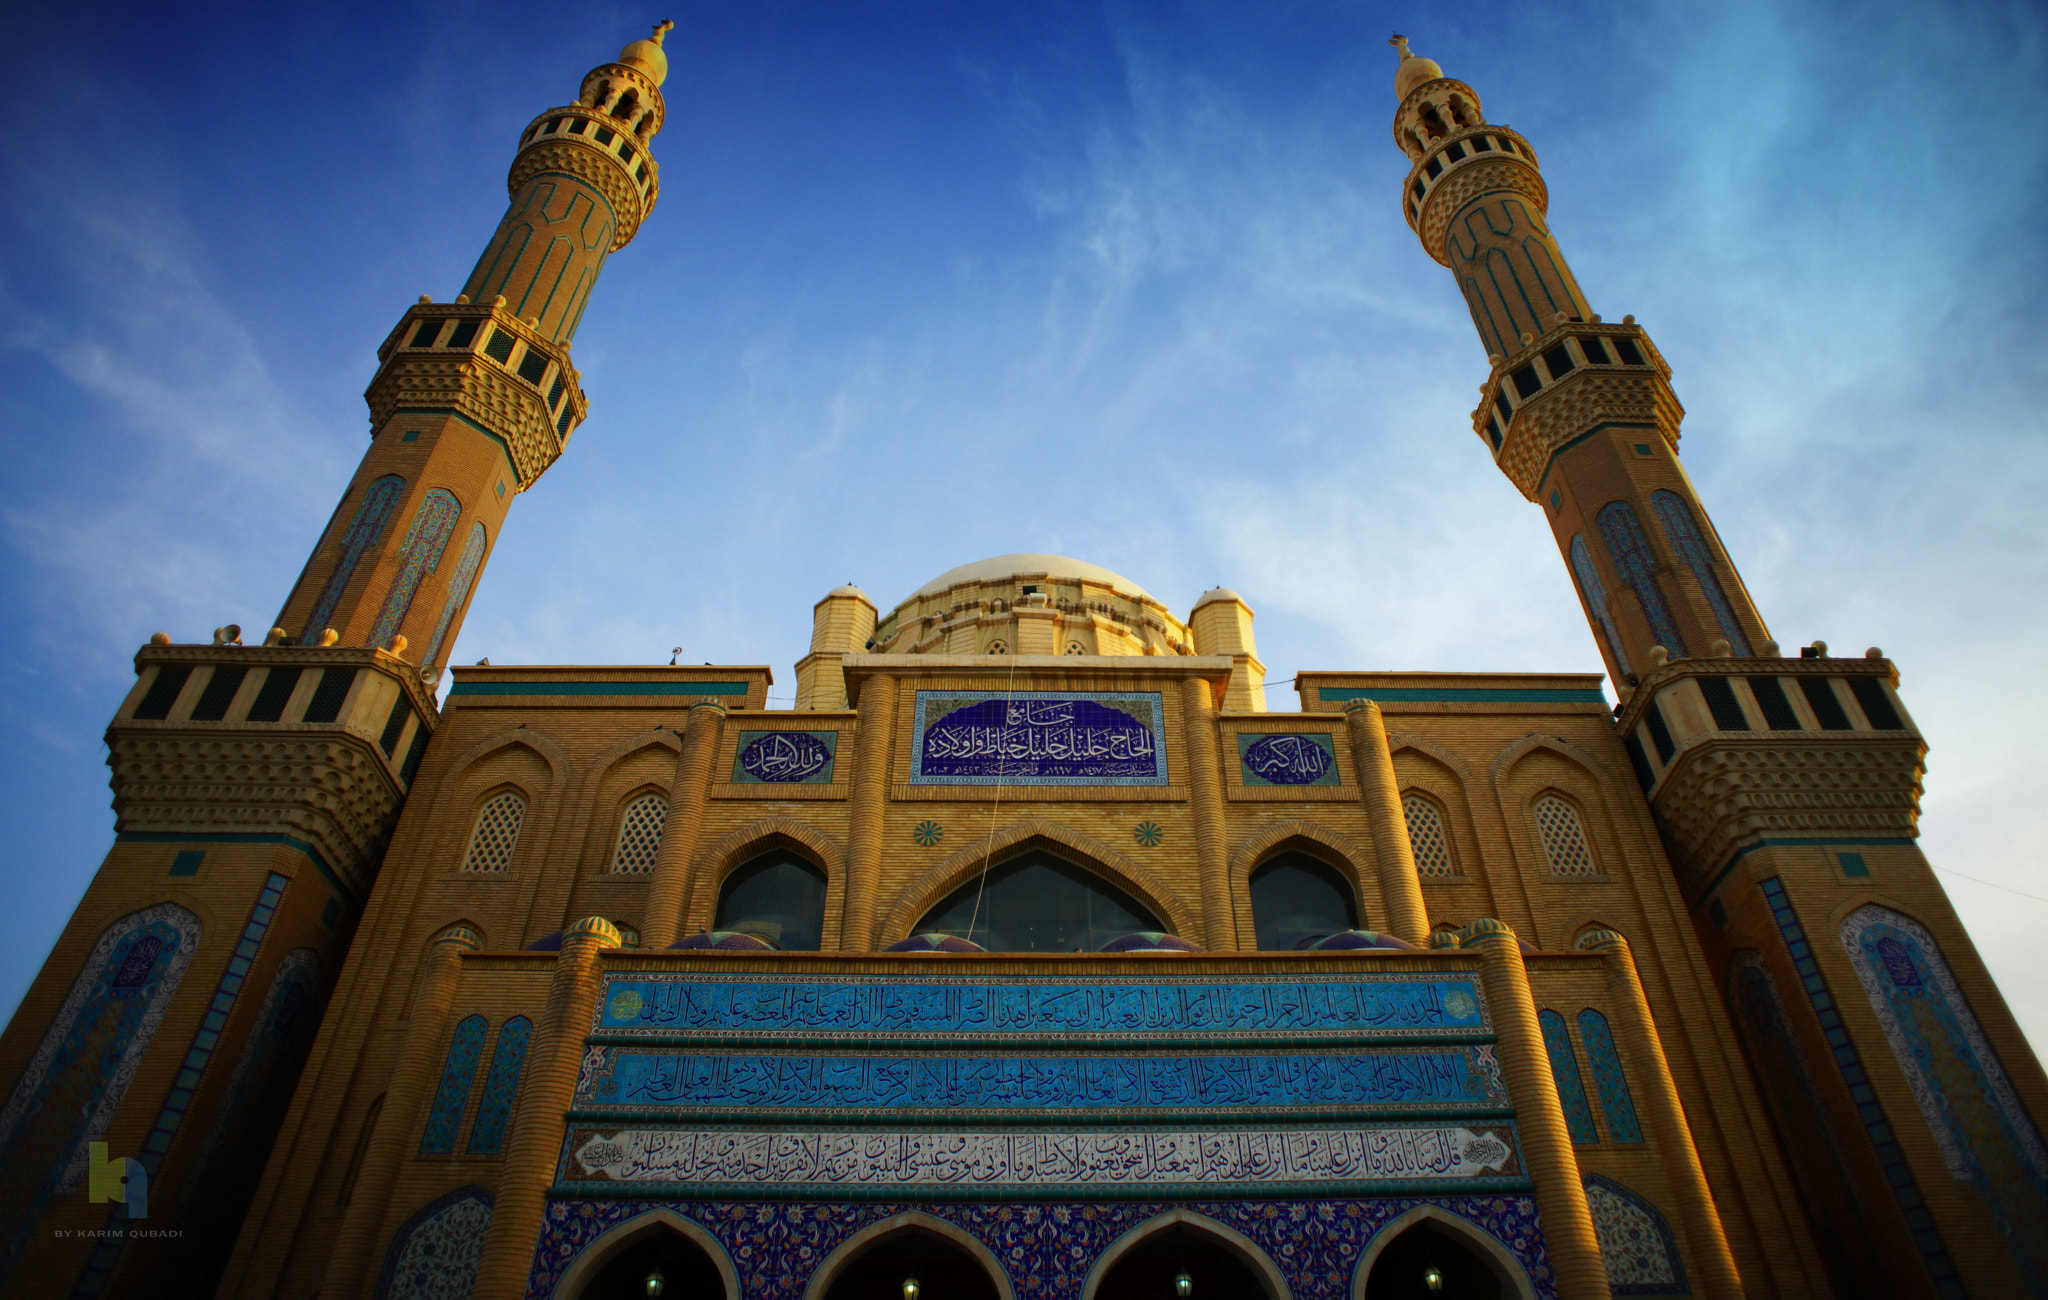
[1228,818,1371,893]
[1083,1209,1288,1300]
[1582,1175,1688,1297]
[0,901,202,1272]
[1351,1202,1542,1300]
[683,816,845,937]
[1840,904,2048,1279]
[374,1183,493,1300]
[880,817,1193,948]
[547,1207,740,1300]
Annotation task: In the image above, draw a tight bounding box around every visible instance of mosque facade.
[0,25,2043,1300]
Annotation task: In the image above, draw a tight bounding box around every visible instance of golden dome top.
[618,19,673,85]
[1389,34,1443,100]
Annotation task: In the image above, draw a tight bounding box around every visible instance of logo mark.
[88,1143,147,1220]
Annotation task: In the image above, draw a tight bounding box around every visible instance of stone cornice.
[1615,655,1900,734]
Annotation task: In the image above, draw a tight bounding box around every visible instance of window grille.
[611,793,667,874]
[1534,795,1596,876]
[462,792,527,872]
[1402,795,1455,878]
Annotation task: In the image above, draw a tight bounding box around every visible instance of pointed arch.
[1229,817,1370,891]
[1084,1208,1289,1299]
[1351,1203,1538,1300]
[369,488,463,649]
[373,1183,492,1300]
[877,817,1192,948]
[443,726,571,791]
[551,1207,739,1299]
[1597,499,1687,658]
[302,474,405,641]
[802,1210,1013,1300]
[682,816,845,938]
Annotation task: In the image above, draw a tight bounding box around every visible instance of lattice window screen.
[1534,795,1597,876]
[462,791,527,873]
[611,793,668,874]
[1402,795,1455,878]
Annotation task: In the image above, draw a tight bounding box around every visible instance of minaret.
[1389,36,2048,1298]
[1387,35,1770,686]
[273,23,675,678]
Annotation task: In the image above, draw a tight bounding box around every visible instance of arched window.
[419,1014,486,1154]
[1363,1215,1523,1299]
[377,1185,493,1300]
[302,474,405,640]
[1569,534,1631,676]
[1533,794,1596,876]
[1538,1009,1598,1143]
[916,853,1160,953]
[1596,500,1687,658]
[1095,1218,1281,1298]
[610,793,667,874]
[370,488,463,649]
[1402,794,1456,878]
[462,791,527,873]
[1650,489,1751,656]
[420,521,488,669]
[715,852,826,951]
[1577,1009,1642,1141]
[465,1017,531,1155]
[822,1226,999,1300]
[1248,851,1358,951]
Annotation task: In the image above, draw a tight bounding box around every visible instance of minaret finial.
[1390,33,1411,57]
[652,19,673,46]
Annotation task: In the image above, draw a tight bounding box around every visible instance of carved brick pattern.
[1495,369,1685,500]
[1650,738,1927,895]
[106,731,404,894]
[365,357,566,490]
[508,137,651,250]
[1415,156,1549,267]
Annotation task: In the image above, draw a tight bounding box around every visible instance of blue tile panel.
[1237,734,1341,787]
[68,873,290,1298]
[420,1015,488,1155]
[1537,1010,1599,1144]
[465,1017,532,1155]
[1758,877,1964,1297]
[1575,1010,1643,1143]
[908,692,1168,787]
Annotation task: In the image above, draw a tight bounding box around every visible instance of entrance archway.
[809,1213,1010,1300]
[1357,1208,1533,1300]
[558,1210,736,1299]
[1085,1212,1287,1299]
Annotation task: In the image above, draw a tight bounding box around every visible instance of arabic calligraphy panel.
[731,731,838,784]
[558,1123,1525,1196]
[910,692,1168,786]
[1237,733,1341,787]
[593,975,1490,1041]
[574,1046,1508,1114]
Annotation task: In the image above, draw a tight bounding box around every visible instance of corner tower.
[1388,35,2048,1298]
[272,23,675,679]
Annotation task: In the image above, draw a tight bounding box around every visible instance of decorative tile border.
[592,975,1489,1043]
[574,1046,1507,1116]
[527,1195,1555,1299]
[557,1123,1526,1197]
[909,692,1167,787]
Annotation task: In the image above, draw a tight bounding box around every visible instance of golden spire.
[1389,31,1444,100]
[619,19,675,85]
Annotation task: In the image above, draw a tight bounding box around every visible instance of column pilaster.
[641,703,724,949]
[1344,699,1428,943]
[839,673,897,949]
[1181,676,1234,951]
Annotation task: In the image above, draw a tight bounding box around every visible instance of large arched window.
[1402,793,1457,878]
[1248,851,1358,951]
[609,793,667,874]
[714,852,826,951]
[302,474,405,640]
[1596,500,1687,658]
[461,791,527,873]
[1650,489,1751,656]
[915,853,1159,953]
[1568,534,1631,676]
[370,488,463,649]
[1533,794,1597,877]
[420,521,488,669]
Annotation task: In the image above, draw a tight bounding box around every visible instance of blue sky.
[2,1,2044,1047]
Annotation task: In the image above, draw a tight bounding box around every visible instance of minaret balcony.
[1400,123,1544,246]
[1473,317,1683,500]
[105,643,441,899]
[1612,654,1925,901]
[514,102,662,224]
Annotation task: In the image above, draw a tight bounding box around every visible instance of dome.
[826,585,868,599]
[1390,36,1443,100]
[1193,587,1243,608]
[618,20,673,85]
[909,554,1158,604]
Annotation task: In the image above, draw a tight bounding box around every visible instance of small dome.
[884,932,987,954]
[1099,931,1201,954]
[1193,587,1244,608]
[667,929,777,951]
[1391,36,1444,99]
[618,20,673,85]
[910,554,1158,604]
[827,585,867,599]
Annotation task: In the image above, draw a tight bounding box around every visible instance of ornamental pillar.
[1344,699,1428,943]
[470,917,618,1299]
[839,672,897,949]
[321,925,478,1300]
[1181,675,1235,950]
[1463,919,1611,1300]
[1579,929,1744,1297]
[640,703,724,949]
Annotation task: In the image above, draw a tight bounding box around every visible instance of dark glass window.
[189,665,249,721]
[1698,677,1750,731]
[1493,390,1514,423]
[716,852,827,950]
[1487,417,1502,451]
[618,141,635,163]
[1579,336,1611,364]
[548,375,566,409]
[516,350,548,385]
[446,320,480,349]
[409,319,441,347]
[1543,344,1575,379]
[594,126,616,145]
[1249,852,1358,951]
[1643,702,1677,764]
[1747,676,1802,730]
[302,667,358,724]
[483,329,516,364]
[1425,157,1443,179]
[1512,364,1542,398]
[568,118,588,135]
[401,725,432,784]
[247,667,302,722]
[1445,142,1467,162]
[1411,179,1425,201]
[379,696,413,757]
[918,853,1159,953]
[556,405,576,434]
[1799,678,1853,730]
[1623,734,1655,791]
[1848,678,1904,730]
[133,665,193,720]
[544,116,563,133]
[1473,135,1494,151]
[1613,337,1646,366]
